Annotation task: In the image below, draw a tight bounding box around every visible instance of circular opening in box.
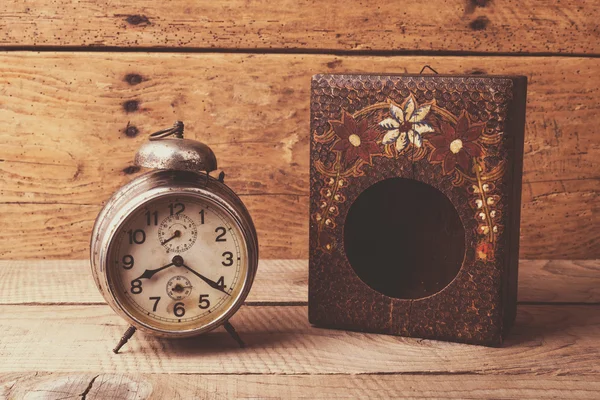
[344,177,465,299]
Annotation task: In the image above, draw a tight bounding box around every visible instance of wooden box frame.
[308,74,527,346]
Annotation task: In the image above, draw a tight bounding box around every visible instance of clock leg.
[223,321,245,348]
[113,326,137,354]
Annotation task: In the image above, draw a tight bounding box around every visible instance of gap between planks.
[2,46,600,59]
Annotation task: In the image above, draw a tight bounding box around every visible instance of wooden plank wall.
[0,1,598,260]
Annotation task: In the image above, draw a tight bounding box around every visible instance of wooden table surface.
[0,259,599,399]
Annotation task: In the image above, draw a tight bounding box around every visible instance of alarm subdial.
[166,276,193,301]
[158,214,198,253]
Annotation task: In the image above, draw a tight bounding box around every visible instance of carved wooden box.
[309,74,527,346]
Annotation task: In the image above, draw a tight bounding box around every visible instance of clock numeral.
[122,255,134,269]
[216,276,226,289]
[130,279,143,294]
[149,296,161,312]
[127,229,146,245]
[174,302,185,317]
[169,202,185,216]
[215,227,227,242]
[222,251,234,266]
[198,294,211,309]
[145,210,158,226]
[199,209,205,224]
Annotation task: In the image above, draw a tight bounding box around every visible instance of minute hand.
[182,264,230,296]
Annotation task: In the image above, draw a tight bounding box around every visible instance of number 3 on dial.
[222,251,234,266]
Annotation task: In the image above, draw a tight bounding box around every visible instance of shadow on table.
[123,306,310,356]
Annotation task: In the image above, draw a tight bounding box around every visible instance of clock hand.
[160,230,181,246]
[171,284,193,293]
[135,262,174,280]
[182,263,230,296]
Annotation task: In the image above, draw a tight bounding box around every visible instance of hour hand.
[135,262,174,280]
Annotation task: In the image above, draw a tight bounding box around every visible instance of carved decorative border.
[312,95,505,262]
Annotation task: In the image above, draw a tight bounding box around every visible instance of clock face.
[106,193,249,333]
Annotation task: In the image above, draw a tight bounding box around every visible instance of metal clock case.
[90,122,258,351]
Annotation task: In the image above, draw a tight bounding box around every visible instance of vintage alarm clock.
[91,122,258,353]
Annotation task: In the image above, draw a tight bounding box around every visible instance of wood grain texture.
[0,52,598,259]
[0,262,597,398]
[522,180,600,259]
[1,259,598,305]
[0,303,599,374]
[0,1,598,54]
[1,3,597,397]
[3,372,600,399]
[0,259,308,305]
[517,259,600,303]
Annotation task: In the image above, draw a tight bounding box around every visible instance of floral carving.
[331,111,380,166]
[313,95,506,257]
[379,97,434,152]
[429,112,484,175]
[476,242,494,261]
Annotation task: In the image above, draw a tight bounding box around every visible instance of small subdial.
[166,275,193,300]
[158,214,198,253]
